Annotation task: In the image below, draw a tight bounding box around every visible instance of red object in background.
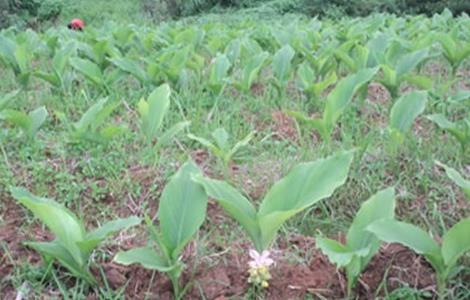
[68,19,84,31]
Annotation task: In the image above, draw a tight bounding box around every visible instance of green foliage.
[1,106,48,139]
[188,127,254,175]
[317,188,396,296]
[388,91,428,145]
[68,98,123,143]
[427,113,470,152]
[436,161,470,200]
[138,84,190,154]
[11,187,140,284]
[2,0,62,28]
[114,161,208,299]
[368,218,470,297]
[289,68,378,142]
[194,150,354,251]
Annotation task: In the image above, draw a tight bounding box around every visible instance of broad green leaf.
[240,52,268,91]
[347,188,396,251]
[322,68,378,136]
[158,161,208,259]
[272,45,295,85]
[389,91,427,142]
[110,57,148,84]
[114,247,173,271]
[192,175,261,249]
[396,49,429,76]
[316,237,369,267]
[26,241,90,280]
[367,219,444,272]
[139,84,171,142]
[257,150,355,249]
[70,57,104,87]
[436,161,470,200]
[74,98,108,132]
[11,187,85,266]
[209,54,231,94]
[441,218,470,267]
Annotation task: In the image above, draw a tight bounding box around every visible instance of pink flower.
[248,250,274,269]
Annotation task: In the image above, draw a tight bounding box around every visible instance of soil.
[0,180,439,300]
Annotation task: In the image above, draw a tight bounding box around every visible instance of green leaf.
[11,187,86,266]
[74,98,108,132]
[427,114,468,147]
[367,219,444,272]
[0,90,20,111]
[347,188,396,252]
[212,128,229,151]
[319,68,378,139]
[158,161,208,259]
[192,175,261,250]
[316,237,371,267]
[188,133,222,157]
[240,52,268,92]
[110,57,148,84]
[436,161,470,200]
[29,106,48,137]
[396,49,429,76]
[114,247,173,271]
[227,131,255,162]
[78,216,141,255]
[389,91,427,143]
[441,218,470,268]
[26,240,92,281]
[156,121,190,149]
[139,84,171,142]
[257,150,355,249]
[70,57,104,87]
[209,54,231,94]
[272,44,295,86]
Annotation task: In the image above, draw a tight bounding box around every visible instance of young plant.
[70,57,109,93]
[114,161,208,299]
[34,42,76,94]
[188,127,255,178]
[288,68,378,142]
[1,106,48,139]
[208,53,231,95]
[11,187,140,284]
[388,91,427,145]
[427,113,470,152]
[316,188,396,296]
[0,90,20,112]
[193,151,355,286]
[377,44,431,99]
[436,32,470,75]
[272,44,295,95]
[367,218,470,298]
[110,56,153,87]
[138,84,190,160]
[68,98,123,143]
[435,161,470,200]
[0,34,33,89]
[296,61,337,100]
[234,52,269,93]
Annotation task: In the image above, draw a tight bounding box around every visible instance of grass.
[1,3,470,299]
